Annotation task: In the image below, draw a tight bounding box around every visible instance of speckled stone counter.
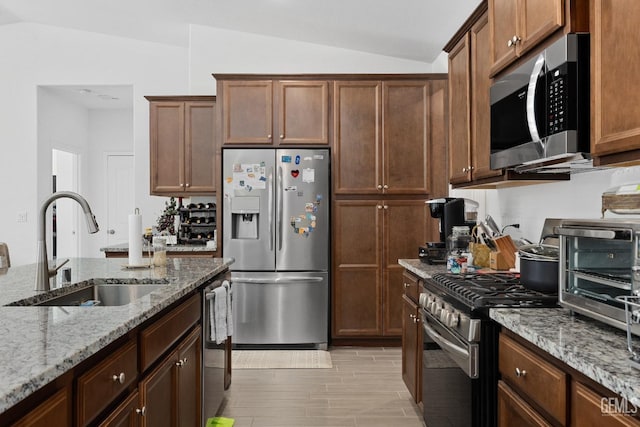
[100,242,216,253]
[0,256,233,413]
[490,308,640,407]
[398,258,446,279]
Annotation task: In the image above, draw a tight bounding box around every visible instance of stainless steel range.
[420,272,557,427]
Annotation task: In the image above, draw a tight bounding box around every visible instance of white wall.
[188,25,438,94]
[0,22,189,266]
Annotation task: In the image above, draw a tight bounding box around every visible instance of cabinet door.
[489,0,519,76]
[98,391,140,427]
[427,79,449,200]
[184,102,215,193]
[176,327,202,427]
[591,0,640,159]
[221,80,273,144]
[332,200,382,337]
[383,200,429,336]
[150,102,185,194]
[572,381,640,427]
[498,381,553,427]
[518,0,564,55]
[448,34,472,185]
[471,11,503,181]
[139,352,176,427]
[383,81,430,195]
[333,81,382,195]
[401,294,421,403]
[12,387,71,427]
[277,80,329,145]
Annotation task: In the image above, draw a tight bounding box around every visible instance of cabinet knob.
[186,183,190,187]
[462,167,467,172]
[280,134,284,139]
[414,316,421,324]
[267,134,272,139]
[404,282,410,288]
[112,372,126,384]
[383,205,388,210]
[136,406,147,416]
[377,205,383,210]
[383,184,388,190]
[515,367,527,378]
[377,184,383,190]
[176,358,185,367]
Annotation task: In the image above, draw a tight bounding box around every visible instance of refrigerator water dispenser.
[231,196,260,239]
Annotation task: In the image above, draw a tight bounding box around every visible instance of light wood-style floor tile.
[218,347,425,427]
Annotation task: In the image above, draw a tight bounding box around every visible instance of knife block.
[489,235,517,270]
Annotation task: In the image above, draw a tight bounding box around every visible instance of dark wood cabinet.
[98,391,140,427]
[448,8,502,187]
[218,77,329,146]
[332,200,429,340]
[146,96,216,196]
[499,331,640,426]
[489,0,565,77]
[11,387,71,427]
[401,271,422,404]
[334,79,435,195]
[591,1,640,166]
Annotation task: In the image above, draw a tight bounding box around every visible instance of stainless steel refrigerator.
[222,148,329,348]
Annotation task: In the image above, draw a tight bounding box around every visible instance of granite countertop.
[100,242,216,252]
[491,308,640,407]
[0,256,233,413]
[398,258,446,279]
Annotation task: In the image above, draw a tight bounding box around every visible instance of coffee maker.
[420,197,478,264]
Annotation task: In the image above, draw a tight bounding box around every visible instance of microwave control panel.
[547,73,567,134]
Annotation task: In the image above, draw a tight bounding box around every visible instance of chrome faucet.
[35,191,99,291]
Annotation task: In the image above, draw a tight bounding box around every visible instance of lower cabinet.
[401,271,422,403]
[332,200,429,341]
[499,331,640,427]
[11,387,71,427]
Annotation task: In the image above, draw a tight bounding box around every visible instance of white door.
[52,149,79,259]
[106,154,134,246]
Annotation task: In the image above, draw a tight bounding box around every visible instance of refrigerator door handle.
[231,276,324,284]
[278,166,283,251]
[268,166,274,251]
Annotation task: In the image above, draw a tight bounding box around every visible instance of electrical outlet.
[16,211,27,223]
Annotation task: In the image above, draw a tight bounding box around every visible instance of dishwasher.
[202,277,231,423]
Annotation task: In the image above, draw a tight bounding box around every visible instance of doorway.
[106,154,135,246]
[52,149,79,259]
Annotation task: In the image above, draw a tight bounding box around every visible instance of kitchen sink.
[5,280,169,307]
[34,284,165,306]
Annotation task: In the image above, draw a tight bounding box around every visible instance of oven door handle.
[422,321,469,361]
[555,227,618,240]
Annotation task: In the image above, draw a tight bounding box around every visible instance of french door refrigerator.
[222,148,329,348]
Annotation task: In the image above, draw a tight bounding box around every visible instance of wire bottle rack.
[616,295,640,370]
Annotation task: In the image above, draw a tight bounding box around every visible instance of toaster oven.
[557,219,640,335]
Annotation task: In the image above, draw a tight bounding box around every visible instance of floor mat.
[232,350,332,369]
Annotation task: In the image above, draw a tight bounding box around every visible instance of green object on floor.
[206,417,234,427]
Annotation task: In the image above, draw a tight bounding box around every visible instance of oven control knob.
[447,311,459,328]
[419,293,427,308]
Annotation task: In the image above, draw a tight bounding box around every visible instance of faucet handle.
[50,258,70,276]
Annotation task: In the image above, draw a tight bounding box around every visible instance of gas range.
[420,272,558,343]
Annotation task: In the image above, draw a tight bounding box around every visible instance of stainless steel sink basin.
[34,284,165,306]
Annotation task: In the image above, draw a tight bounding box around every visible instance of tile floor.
[219,347,425,426]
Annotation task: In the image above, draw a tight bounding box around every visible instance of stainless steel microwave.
[490,33,590,171]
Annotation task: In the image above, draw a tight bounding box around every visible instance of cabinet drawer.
[498,380,552,427]
[402,271,420,302]
[140,293,201,372]
[572,381,640,427]
[77,340,138,426]
[499,334,567,425]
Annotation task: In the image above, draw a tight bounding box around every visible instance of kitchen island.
[491,307,640,409]
[0,256,233,422]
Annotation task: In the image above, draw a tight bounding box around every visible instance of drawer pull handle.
[136,406,146,416]
[515,367,527,378]
[112,372,126,384]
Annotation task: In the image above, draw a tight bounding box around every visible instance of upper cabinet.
[217,77,329,146]
[591,0,640,166]
[146,96,216,196]
[448,11,502,186]
[489,0,564,76]
[334,78,441,196]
